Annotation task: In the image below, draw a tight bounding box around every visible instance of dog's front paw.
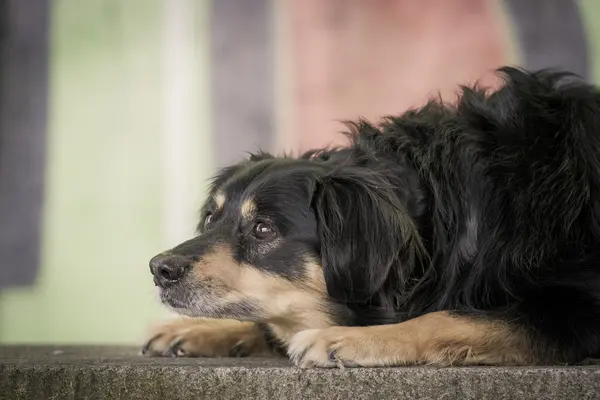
[142,318,271,358]
[287,327,363,368]
[287,326,411,368]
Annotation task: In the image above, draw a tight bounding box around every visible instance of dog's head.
[150,143,426,333]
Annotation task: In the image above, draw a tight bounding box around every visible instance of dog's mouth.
[157,287,212,318]
[158,286,188,308]
[156,283,237,317]
[157,282,264,321]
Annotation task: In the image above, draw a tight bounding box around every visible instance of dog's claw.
[165,337,185,357]
[229,340,249,357]
[328,350,337,362]
[328,349,347,369]
[294,349,309,367]
[141,333,163,356]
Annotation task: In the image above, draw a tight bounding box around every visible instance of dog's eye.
[203,213,213,229]
[252,221,274,239]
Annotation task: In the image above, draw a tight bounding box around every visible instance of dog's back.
[348,68,600,362]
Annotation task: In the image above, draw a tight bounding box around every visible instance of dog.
[142,67,600,367]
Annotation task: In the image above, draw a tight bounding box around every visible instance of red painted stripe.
[285,0,510,151]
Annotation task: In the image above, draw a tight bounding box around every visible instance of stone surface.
[1,346,599,399]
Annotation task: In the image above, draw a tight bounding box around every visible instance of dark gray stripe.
[503,0,589,79]
[0,0,50,287]
[210,0,274,170]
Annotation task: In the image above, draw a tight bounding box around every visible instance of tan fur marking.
[287,311,534,368]
[191,247,334,343]
[143,317,273,357]
[240,199,257,219]
[214,192,226,210]
[304,262,328,293]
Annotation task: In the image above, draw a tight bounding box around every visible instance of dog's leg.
[142,318,276,357]
[287,311,534,368]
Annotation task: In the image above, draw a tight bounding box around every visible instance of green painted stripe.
[0,0,212,344]
[579,0,600,84]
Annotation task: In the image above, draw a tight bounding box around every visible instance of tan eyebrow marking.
[241,199,257,219]
[214,192,226,210]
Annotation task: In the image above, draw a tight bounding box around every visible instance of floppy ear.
[313,166,425,304]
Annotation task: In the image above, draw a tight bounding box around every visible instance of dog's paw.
[286,329,337,368]
[141,318,271,358]
[287,326,409,368]
[287,327,367,368]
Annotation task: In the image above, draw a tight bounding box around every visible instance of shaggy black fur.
[306,67,600,364]
[303,67,600,363]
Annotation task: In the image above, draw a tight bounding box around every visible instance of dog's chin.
[159,295,192,315]
[158,288,209,317]
[158,286,261,321]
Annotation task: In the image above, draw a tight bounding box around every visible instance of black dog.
[144,67,600,367]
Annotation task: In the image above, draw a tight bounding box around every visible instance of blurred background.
[0,0,598,345]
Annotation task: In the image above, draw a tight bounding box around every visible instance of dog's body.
[144,68,600,367]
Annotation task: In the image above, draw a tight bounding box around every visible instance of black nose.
[149,253,190,288]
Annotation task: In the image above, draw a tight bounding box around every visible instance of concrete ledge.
[1,346,599,399]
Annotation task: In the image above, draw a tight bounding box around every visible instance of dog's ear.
[312,166,424,304]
